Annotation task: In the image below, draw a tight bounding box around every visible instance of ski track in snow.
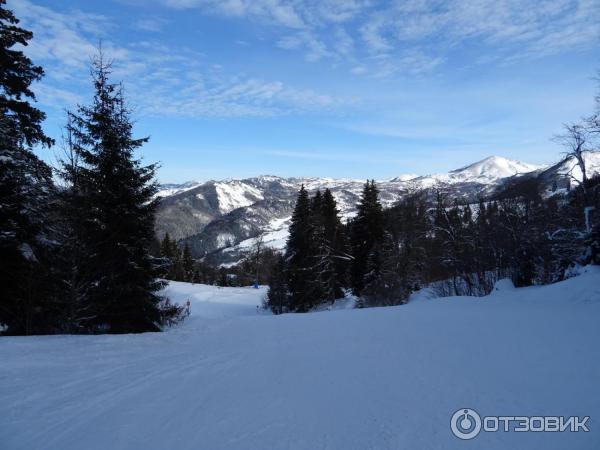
[1,270,600,449]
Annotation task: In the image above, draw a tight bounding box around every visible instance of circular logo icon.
[451,408,482,440]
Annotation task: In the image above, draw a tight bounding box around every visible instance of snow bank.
[1,268,599,450]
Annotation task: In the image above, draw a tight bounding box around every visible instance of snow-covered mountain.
[155,154,599,265]
[407,155,541,187]
[154,181,204,199]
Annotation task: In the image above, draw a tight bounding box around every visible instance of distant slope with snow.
[408,155,541,186]
[1,268,599,450]
[158,155,550,263]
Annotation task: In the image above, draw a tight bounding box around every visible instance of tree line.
[267,121,600,313]
[268,172,600,313]
[0,1,183,335]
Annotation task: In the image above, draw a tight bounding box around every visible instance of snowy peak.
[406,155,541,187]
[389,174,419,182]
[450,156,541,181]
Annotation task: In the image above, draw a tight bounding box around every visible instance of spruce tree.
[63,52,174,333]
[182,242,195,282]
[267,254,289,314]
[0,0,56,334]
[285,185,314,311]
[349,180,383,295]
[160,233,174,258]
[361,231,410,307]
[168,241,184,281]
[318,188,347,301]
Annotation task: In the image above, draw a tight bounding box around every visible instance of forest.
[1,0,599,334]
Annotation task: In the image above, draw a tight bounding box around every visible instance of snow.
[223,217,291,255]
[407,155,541,187]
[556,151,600,183]
[2,268,599,450]
[388,173,419,182]
[215,232,236,249]
[215,181,264,214]
[153,181,203,199]
[490,277,515,294]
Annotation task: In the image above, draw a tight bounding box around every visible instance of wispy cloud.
[15,0,349,118]
[157,0,600,77]
[134,17,168,32]
[163,0,305,28]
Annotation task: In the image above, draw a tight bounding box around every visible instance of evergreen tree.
[349,180,383,295]
[0,0,56,334]
[266,254,289,314]
[317,189,347,302]
[217,267,228,286]
[160,233,174,258]
[285,185,314,311]
[361,231,410,307]
[62,51,176,333]
[168,242,184,281]
[182,242,195,282]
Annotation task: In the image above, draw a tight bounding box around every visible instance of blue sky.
[13,0,600,182]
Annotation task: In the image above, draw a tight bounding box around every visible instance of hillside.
[156,154,600,265]
[1,268,599,450]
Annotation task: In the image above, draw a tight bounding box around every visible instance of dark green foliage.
[59,53,178,333]
[182,243,195,281]
[349,180,383,295]
[266,186,350,313]
[266,254,289,314]
[320,189,349,300]
[0,0,53,148]
[0,0,57,334]
[284,185,314,311]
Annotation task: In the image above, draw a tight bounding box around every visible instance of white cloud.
[164,0,305,28]
[134,17,168,32]
[15,0,348,118]
[159,0,600,77]
[277,31,330,61]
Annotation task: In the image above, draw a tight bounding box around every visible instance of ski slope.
[1,269,600,450]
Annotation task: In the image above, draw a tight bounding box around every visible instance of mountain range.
[155,154,600,265]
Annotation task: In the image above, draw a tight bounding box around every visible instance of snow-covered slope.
[407,155,541,187]
[154,180,203,199]
[214,180,265,214]
[158,156,545,262]
[2,268,599,450]
[552,151,600,182]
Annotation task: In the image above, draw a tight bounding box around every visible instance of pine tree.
[62,51,176,333]
[160,233,174,258]
[266,254,289,314]
[285,185,314,311]
[168,241,184,281]
[361,231,410,307]
[182,242,195,282]
[0,0,57,334]
[317,188,347,302]
[349,180,383,295]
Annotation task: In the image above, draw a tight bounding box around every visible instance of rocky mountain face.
[155,154,600,265]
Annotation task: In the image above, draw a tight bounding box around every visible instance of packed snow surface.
[2,269,600,450]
